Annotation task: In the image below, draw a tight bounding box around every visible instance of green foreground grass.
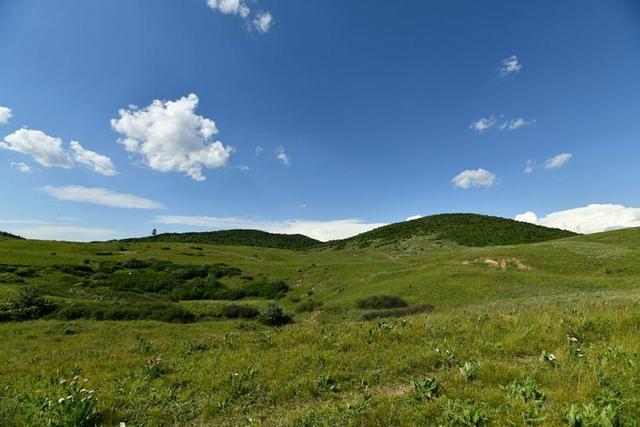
[1,227,640,425]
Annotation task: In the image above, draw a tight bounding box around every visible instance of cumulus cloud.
[452,168,498,189]
[544,153,572,170]
[154,215,388,242]
[43,185,163,209]
[469,116,496,133]
[69,141,117,176]
[206,0,274,33]
[253,12,273,33]
[499,55,522,76]
[0,106,12,124]
[1,129,73,168]
[514,204,640,234]
[1,128,116,175]
[111,93,232,181]
[275,145,291,165]
[10,162,31,173]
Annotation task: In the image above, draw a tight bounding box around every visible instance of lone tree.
[151,229,157,236]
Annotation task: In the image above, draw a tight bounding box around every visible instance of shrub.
[15,266,38,277]
[362,304,434,320]
[220,304,259,319]
[296,300,323,313]
[245,280,289,300]
[0,287,57,321]
[258,304,292,326]
[53,264,94,276]
[356,295,408,309]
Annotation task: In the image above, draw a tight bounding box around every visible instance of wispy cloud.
[10,161,31,173]
[43,185,163,209]
[276,145,291,165]
[515,204,640,234]
[8,225,119,242]
[154,215,387,242]
[544,153,572,170]
[452,168,498,189]
[523,159,535,174]
[499,117,533,131]
[499,55,522,76]
[469,116,497,133]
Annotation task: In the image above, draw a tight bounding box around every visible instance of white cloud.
[1,128,116,174]
[500,117,533,131]
[1,128,73,168]
[524,159,535,174]
[514,211,538,224]
[406,215,423,221]
[43,185,163,209]
[69,141,117,176]
[452,168,498,189]
[10,162,31,173]
[544,153,572,170]
[298,204,308,209]
[276,145,291,165]
[0,106,12,124]
[111,93,232,181]
[255,145,264,156]
[236,165,250,171]
[8,225,118,242]
[207,0,249,16]
[253,12,273,33]
[154,215,388,242]
[500,55,522,76]
[469,116,496,133]
[514,204,640,234]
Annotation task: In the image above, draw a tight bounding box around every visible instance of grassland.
[1,222,639,426]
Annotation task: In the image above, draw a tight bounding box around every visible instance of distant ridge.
[121,229,321,250]
[0,231,24,241]
[121,213,577,250]
[339,213,577,248]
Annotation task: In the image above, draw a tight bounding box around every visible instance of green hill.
[0,231,23,240]
[122,229,321,250]
[338,213,577,247]
[122,214,577,250]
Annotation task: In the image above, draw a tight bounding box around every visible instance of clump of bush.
[257,304,292,326]
[54,302,195,323]
[296,299,323,313]
[219,304,259,319]
[0,287,57,321]
[245,280,289,300]
[362,304,434,320]
[356,295,408,309]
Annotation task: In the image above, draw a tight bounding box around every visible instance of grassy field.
[1,225,640,425]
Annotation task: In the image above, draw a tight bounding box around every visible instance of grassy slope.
[1,228,640,424]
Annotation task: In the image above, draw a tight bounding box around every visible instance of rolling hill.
[122,213,577,250]
[0,231,23,240]
[338,213,577,247]
[121,229,322,250]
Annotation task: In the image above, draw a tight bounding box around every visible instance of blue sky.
[1,0,640,241]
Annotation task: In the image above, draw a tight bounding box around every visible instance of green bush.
[356,295,408,309]
[362,304,434,320]
[245,280,289,300]
[257,304,292,326]
[0,287,57,321]
[295,300,323,313]
[219,304,259,319]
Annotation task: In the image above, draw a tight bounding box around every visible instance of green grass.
[1,226,640,425]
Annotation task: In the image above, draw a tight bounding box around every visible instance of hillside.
[122,214,577,250]
[122,229,321,250]
[0,231,23,240]
[1,226,639,424]
[338,213,577,247]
